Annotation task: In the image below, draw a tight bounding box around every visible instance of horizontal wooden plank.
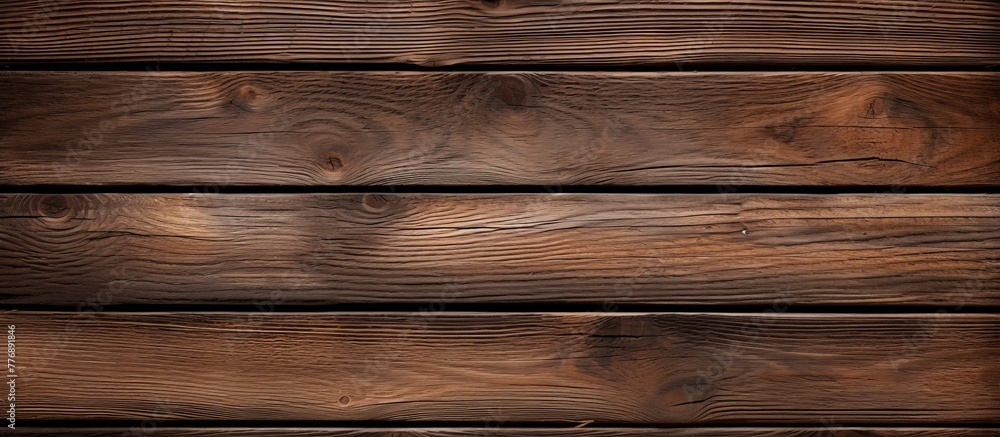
[1,0,998,65]
[6,312,999,423]
[1,193,997,306]
[2,72,998,186]
[11,428,1000,436]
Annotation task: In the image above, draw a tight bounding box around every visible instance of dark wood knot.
[494,75,534,107]
[361,194,392,213]
[37,195,73,220]
[326,153,345,172]
[230,84,265,112]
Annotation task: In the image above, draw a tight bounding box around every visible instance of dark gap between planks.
[15,420,1000,428]
[0,185,997,195]
[4,304,1000,313]
[2,62,998,72]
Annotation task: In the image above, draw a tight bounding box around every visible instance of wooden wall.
[1,0,998,435]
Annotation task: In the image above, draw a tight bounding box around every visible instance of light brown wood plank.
[1,193,997,306]
[5,312,999,423]
[2,72,998,186]
[1,0,998,65]
[12,428,1000,436]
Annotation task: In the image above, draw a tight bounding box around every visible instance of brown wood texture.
[6,312,999,423]
[1,193,997,306]
[1,0,999,65]
[2,72,999,186]
[13,428,1000,436]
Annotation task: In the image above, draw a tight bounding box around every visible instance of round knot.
[230,84,266,112]
[37,195,72,220]
[326,153,345,172]
[361,194,391,213]
[494,75,533,106]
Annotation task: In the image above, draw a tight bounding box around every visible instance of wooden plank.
[1,0,998,65]
[5,312,999,423]
[11,428,1000,436]
[1,193,997,306]
[2,72,998,187]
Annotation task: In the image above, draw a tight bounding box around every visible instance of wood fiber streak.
[13,428,1000,436]
[1,194,998,306]
[6,312,999,423]
[2,72,999,186]
[1,0,998,65]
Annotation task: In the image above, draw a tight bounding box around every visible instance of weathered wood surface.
[2,72,998,186]
[1,193,997,306]
[13,428,1000,436]
[6,312,999,423]
[2,0,999,65]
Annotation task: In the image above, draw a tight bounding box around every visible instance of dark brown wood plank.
[1,193,997,306]
[6,312,999,423]
[12,428,1000,436]
[1,0,998,65]
[2,72,998,186]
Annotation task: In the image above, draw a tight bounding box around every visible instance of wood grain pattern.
[13,428,1000,436]
[1,0,999,65]
[2,72,999,186]
[6,312,999,423]
[1,193,998,306]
